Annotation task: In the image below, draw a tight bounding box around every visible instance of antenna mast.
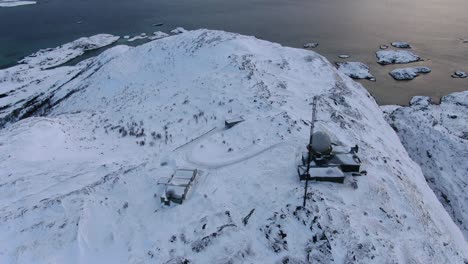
[303,96,318,207]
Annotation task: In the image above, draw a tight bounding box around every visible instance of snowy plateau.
[0,29,467,263]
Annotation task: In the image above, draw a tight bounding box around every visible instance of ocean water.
[1,0,467,105]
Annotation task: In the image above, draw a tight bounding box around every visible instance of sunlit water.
[1,0,467,105]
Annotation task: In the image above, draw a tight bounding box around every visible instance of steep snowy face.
[383,92,468,240]
[0,30,467,263]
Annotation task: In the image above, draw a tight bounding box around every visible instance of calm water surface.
[1,0,467,105]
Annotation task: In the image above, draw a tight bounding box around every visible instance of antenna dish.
[310,131,332,154]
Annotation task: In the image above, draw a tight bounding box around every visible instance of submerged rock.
[451,71,467,78]
[376,50,421,65]
[391,41,412,49]
[303,42,319,49]
[389,67,431,80]
[336,62,375,81]
[383,91,468,239]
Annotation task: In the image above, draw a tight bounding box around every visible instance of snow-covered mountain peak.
[0,29,467,263]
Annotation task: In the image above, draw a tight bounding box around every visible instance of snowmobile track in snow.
[185,142,287,169]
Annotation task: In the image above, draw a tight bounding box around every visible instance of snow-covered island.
[336,62,375,81]
[0,0,36,7]
[391,41,412,49]
[0,29,467,263]
[18,34,120,69]
[383,91,468,240]
[376,50,421,65]
[389,67,431,80]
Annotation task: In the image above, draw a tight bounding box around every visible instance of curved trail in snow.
[185,142,287,169]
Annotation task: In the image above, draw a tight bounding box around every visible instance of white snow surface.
[383,92,468,240]
[18,34,120,69]
[0,0,35,7]
[376,50,421,65]
[336,62,375,80]
[0,29,467,263]
[389,67,431,80]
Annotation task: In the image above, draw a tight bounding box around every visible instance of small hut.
[158,168,198,205]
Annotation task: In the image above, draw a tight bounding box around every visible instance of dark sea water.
[1,0,467,105]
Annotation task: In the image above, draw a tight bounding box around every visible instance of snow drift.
[0,29,467,263]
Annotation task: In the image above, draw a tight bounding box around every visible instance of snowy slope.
[383,93,468,240]
[0,29,467,263]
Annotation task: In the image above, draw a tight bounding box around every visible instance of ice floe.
[376,50,421,65]
[338,54,350,59]
[380,44,389,50]
[18,34,120,69]
[336,62,375,81]
[0,0,36,7]
[389,67,431,80]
